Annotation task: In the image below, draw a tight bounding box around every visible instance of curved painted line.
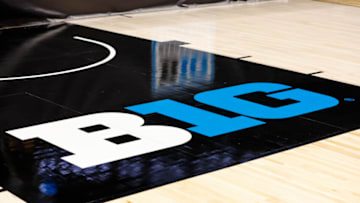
[0,36,116,81]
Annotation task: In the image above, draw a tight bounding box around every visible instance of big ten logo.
[6,82,339,168]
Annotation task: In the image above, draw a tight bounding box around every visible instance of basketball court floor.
[0,0,359,202]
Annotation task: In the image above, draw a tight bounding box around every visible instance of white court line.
[0,36,116,81]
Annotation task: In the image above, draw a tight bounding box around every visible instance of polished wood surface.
[73,0,360,202]
[73,0,360,86]
[2,0,359,202]
[109,130,360,203]
[315,0,360,7]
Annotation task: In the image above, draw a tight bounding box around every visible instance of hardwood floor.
[315,0,360,7]
[73,0,360,86]
[108,130,360,203]
[72,0,360,202]
[1,0,359,202]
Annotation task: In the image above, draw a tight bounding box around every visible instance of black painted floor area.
[0,24,359,203]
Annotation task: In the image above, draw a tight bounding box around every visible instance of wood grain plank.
[71,0,360,202]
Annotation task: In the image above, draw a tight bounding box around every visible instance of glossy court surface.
[0,23,359,202]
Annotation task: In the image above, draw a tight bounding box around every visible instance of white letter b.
[6,112,192,168]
